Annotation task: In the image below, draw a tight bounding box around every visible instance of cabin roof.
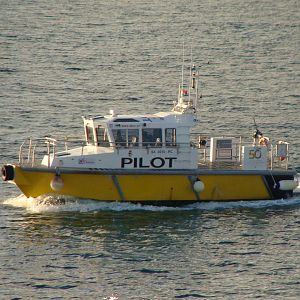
[85,111,183,125]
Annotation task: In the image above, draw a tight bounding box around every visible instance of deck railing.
[18,135,291,170]
[18,137,85,167]
[189,134,290,170]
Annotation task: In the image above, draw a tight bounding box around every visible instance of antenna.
[190,45,193,75]
[181,41,184,88]
[189,47,193,103]
[253,117,257,130]
[252,117,263,137]
[173,43,200,115]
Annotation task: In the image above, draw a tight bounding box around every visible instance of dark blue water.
[1,0,300,299]
[1,197,300,299]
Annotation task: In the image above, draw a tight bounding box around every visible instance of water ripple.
[0,0,299,299]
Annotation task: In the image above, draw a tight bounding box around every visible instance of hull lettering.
[121,157,177,168]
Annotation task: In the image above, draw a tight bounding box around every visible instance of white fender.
[193,180,205,193]
[50,175,64,191]
[278,180,297,191]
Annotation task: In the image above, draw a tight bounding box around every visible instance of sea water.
[0,0,299,299]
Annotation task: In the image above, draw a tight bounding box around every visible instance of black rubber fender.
[1,165,15,181]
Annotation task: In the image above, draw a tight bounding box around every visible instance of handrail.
[17,135,291,171]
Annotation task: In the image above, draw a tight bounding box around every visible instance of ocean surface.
[0,0,300,299]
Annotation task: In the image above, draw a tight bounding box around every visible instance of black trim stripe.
[264,174,295,199]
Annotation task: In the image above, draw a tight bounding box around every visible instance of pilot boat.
[1,63,298,205]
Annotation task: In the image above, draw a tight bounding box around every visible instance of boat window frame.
[142,128,162,147]
[112,128,140,148]
[112,129,127,147]
[85,125,95,145]
[95,125,110,147]
[165,128,176,147]
[127,129,139,147]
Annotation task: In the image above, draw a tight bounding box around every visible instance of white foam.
[188,197,300,210]
[294,176,300,194]
[2,193,300,213]
[2,194,183,213]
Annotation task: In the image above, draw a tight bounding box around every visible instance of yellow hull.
[7,165,295,204]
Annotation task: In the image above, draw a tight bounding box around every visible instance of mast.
[172,47,199,116]
[181,42,185,90]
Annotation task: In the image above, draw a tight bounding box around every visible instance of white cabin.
[42,110,198,170]
[40,63,201,170]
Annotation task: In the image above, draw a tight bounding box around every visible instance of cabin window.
[142,128,162,147]
[112,129,139,147]
[85,126,94,144]
[165,128,176,146]
[216,139,232,148]
[96,126,110,147]
[128,129,139,146]
[113,129,127,146]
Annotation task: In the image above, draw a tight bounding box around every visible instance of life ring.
[1,165,15,181]
[259,136,269,146]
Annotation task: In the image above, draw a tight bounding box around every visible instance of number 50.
[249,149,261,159]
